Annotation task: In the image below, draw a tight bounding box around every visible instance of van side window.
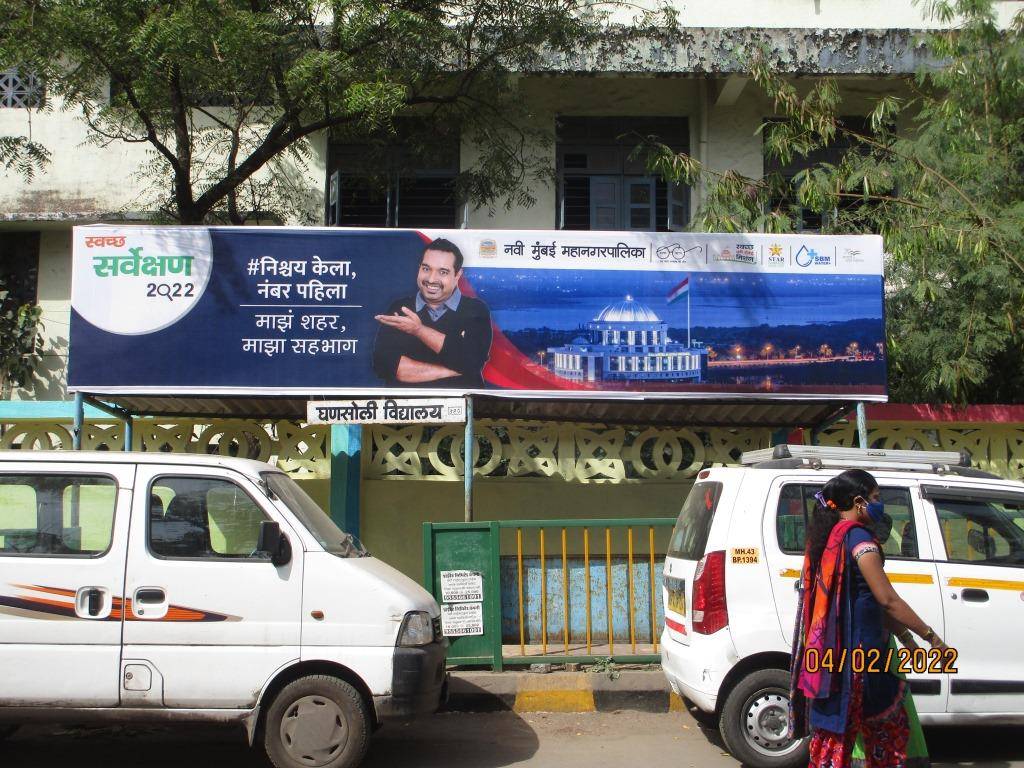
[932,496,1024,566]
[149,476,269,559]
[775,484,919,559]
[0,474,116,556]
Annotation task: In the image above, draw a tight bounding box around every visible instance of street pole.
[464,395,474,522]
[856,402,869,449]
[72,391,84,450]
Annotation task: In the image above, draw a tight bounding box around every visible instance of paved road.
[4,711,1024,767]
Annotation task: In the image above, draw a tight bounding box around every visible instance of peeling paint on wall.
[543,27,934,75]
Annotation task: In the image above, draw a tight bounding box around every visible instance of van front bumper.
[374,639,449,721]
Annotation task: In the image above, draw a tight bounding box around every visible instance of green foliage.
[0,290,43,398]
[587,656,621,681]
[0,135,50,182]
[644,0,1024,404]
[1,0,675,224]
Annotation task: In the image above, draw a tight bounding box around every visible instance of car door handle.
[135,588,166,604]
[961,588,989,603]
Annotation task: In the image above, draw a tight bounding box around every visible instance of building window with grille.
[0,232,40,306]
[1,68,44,109]
[556,117,689,232]
[763,116,872,232]
[326,135,460,229]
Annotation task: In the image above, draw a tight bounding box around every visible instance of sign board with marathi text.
[307,398,466,424]
[440,602,484,637]
[68,226,887,401]
[439,570,485,603]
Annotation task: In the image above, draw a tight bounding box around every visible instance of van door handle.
[75,586,109,619]
[961,588,989,603]
[135,588,166,604]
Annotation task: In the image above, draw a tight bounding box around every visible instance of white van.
[661,445,1024,768]
[0,451,447,768]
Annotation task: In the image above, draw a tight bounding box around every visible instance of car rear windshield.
[667,482,723,561]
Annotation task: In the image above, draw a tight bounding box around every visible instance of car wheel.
[263,675,370,768]
[719,668,808,768]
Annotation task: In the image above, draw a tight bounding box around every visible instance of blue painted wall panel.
[500,556,665,645]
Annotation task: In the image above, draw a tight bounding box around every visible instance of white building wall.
[611,0,1023,27]
[0,93,328,224]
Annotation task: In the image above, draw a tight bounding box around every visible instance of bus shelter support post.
[330,424,362,539]
[464,396,474,523]
[72,392,84,450]
[856,402,869,449]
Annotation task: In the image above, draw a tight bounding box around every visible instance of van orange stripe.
[948,576,1024,591]
[779,569,933,584]
[12,584,76,598]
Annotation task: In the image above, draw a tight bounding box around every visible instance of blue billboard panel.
[69,227,886,400]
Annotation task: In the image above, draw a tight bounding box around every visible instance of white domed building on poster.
[546,296,707,383]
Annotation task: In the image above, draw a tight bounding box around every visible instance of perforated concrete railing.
[2,417,1022,482]
[365,422,773,482]
[0,419,330,478]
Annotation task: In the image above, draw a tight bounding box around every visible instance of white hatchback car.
[660,445,1024,768]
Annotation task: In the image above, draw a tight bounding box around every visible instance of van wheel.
[263,675,370,768]
[719,668,808,768]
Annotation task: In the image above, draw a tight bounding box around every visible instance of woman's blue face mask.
[866,500,886,522]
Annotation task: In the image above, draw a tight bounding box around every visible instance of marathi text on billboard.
[68,227,887,401]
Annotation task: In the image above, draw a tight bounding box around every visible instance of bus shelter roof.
[87,393,857,430]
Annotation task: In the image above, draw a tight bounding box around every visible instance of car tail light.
[692,550,728,634]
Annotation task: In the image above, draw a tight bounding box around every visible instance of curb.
[443,670,683,714]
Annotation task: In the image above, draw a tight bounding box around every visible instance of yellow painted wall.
[360,478,690,582]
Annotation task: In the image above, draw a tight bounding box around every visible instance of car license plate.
[666,576,686,615]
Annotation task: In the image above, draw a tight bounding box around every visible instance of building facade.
[3,1,1024,581]
[547,297,707,383]
[3,1,1022,396]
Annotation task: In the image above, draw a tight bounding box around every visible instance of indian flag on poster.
[667,276,690,304]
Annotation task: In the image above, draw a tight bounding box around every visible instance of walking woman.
[789,469,947,767]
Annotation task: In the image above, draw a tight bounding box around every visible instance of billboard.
[68,227,887,400]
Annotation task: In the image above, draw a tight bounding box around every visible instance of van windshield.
[261,472,368,558]
[668,482,723,561]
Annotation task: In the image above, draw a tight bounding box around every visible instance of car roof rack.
[737,444,997,478]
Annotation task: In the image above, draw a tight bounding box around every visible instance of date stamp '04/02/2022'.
[803,647,959,675]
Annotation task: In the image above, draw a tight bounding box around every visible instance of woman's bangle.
[921,627,938,645]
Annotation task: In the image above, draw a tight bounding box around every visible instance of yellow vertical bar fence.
[517,527,525,657]
[584,528,592,656]
[540,528,547,655]
[649,526,658,653]
[562,528,569,655]
[606,527,613,656]
[628,527,636,654]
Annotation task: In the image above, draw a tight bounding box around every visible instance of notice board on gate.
[68,227,887,400]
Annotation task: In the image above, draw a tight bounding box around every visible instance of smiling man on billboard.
[372,238,492,388]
